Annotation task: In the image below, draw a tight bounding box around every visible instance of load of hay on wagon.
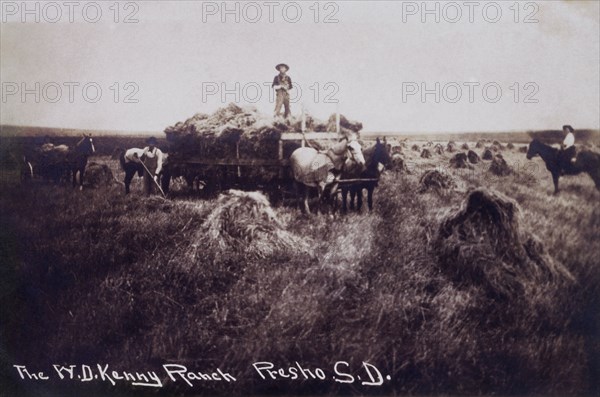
[163,103,362,187]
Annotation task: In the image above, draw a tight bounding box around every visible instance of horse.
[290,137,365,214]
[65,135,96,190]
[341,138,392,212]
[28,143,70,183]
[526,139,600,193]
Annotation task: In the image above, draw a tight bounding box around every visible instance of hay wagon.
[162,131,354,203]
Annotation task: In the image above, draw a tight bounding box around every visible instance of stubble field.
[1,136,599,396]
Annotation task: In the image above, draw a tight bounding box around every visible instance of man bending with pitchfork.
[124,136,165,196]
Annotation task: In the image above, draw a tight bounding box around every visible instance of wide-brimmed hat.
[562,125,574,132]
[146,136,158,145]
[275,63,289,71]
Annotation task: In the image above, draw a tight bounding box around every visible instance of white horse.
[290,138,365,214]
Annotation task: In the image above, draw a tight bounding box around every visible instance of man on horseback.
[559,125,577,174]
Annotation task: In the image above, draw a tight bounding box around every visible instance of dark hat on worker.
[146,136,158,145]
[275,63,289,71]
[562,125,574,132]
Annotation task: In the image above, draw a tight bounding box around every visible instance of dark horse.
[526,139,600,193]
[341,138,392,212]
[66,135,96,190]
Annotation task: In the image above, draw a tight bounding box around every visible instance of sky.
[1,0,599,134]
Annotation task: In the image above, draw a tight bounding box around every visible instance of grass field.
[1,136,599,396]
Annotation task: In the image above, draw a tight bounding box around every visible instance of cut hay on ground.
[418,169,456,193]
[435,188,574,299]
[187,190,310,260]
[489,154,512,176]
[482,149,494,160]
[449,152,471,169]
[467,150,480,164]
[421,148,432,158]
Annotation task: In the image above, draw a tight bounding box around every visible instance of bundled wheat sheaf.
[467,150,480,164]
[449,152,472,169]
[482,148,494,160]
[418,169,456,192]
[85,162,115,187]
[435,188,574,299]
[187,190,310,261]
[489,154,512,176]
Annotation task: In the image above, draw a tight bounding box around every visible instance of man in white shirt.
[562,125,575,149]
[560,125,576,173]
[121,137,164,195]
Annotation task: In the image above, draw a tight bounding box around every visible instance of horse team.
[20,132,599,214]
[22,135,96,190]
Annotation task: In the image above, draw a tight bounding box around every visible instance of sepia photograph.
[1,1,599,396]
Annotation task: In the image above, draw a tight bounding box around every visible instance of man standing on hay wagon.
[272,63,293,119]
[124,136,165,196]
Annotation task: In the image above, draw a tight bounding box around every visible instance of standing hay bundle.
[507,142,515,150]
[492,140,505,150]
[433,143,444,155]
[467,150,480,164]
[449,152,471,169]
[391,145,403,155]
[391,153,407,173]
[411,144,420,151]
[461,143,469,150]
[482,148,494,160]
[421,148,432,158]
[84,162,116,187]
[187,190,310,261]
[434,188,573,300]
[447,141,457,152]
[475,140,485,148]
[489,154,512,176]
[418,169,456,193]
[519,145,528,153]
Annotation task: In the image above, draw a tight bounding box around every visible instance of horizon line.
[2,124,599,137]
